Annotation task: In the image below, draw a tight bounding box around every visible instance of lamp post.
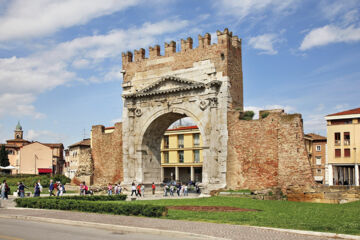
[354,147,359,186]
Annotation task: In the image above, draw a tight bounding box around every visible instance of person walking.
[114,184,119,195]
[18,182,27,198]
[56,182,61,196]
[131,182,137,196]
[1,180,9,200]
[176,183,181,197]
[170,185,174,196]
[108,183,113,195]
[163,185,168,197]
[141,184,145,198]
[58,184,64,196]
[184,184,188,196]
[136,184,142,197]
[151,182,156,195]
[49,180,55,196]
[34,182,40,197]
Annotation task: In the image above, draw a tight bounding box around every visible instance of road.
[0,218,194,240]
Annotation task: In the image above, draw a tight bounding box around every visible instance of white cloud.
[303,114,327,135]
[248,33,282,55]
[0,0,140,42]
[0,19,189,118]
[215,0,299,19]
[26,129,65,143]
[110,118,122,125]
[300,25,360,50]
[335,104,350,111]
[0,93,45,119]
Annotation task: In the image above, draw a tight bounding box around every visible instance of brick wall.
[91,122,123,185]
[227,110,314,192]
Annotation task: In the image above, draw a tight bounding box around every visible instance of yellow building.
[325,107,360,186]
[160,125,203,183]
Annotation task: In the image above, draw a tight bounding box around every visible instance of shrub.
[239,111,255,120]
[15,197,166,217]
[1,174,70,189]
[261,112,270,119]
[42,194,127,201]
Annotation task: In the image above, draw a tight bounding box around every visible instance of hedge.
[15,197,166,217]
[1,174,70,188]
[41,194,127,201]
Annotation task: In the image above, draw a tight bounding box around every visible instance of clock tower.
[14,121,23,139]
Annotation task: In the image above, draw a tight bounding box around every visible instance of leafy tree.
[0,144,10,167]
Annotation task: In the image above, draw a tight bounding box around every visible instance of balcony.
[344,140,350,146]
[335,140,341,146]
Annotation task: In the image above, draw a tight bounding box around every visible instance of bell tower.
[14,121,23,139]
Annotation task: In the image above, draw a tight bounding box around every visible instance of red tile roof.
[68,139,90,148]
[327,107,360,117]
[304,133,327,141]
[167,125,198,131]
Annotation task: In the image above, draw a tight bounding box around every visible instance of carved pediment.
[123,76,205,99]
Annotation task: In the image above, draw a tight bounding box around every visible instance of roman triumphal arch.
[121,29,243,190]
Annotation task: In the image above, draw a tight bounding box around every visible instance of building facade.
[160,126,203,183]
[304,133,327,184]
[325,107,360,186]
[2,122,64,175]
[64,139,91,179]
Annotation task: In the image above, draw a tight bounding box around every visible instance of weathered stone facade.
[90,28,315,193]
[227,109,314,192]
[91,122,123,185]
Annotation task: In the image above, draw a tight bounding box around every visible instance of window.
[178,151,184,163]
[344,132,350,145]
[316,145,321,151]
[8,149,14,155]
[335,149,341,158]
[334,133,341,146]
[317,169,322,174]
[178,135,184,148]
[344,149,351,157]
[193,133,200,146]
[163,152,169,163]
[163,136,169,149]
[194,150,200,163]
[315,156,321,165]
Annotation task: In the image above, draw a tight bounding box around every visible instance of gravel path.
[0,208,336,240]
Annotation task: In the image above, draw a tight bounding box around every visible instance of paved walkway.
[0,207,346,240]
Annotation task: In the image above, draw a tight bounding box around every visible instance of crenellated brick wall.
[227,110,315,192]
[91,122,123,185]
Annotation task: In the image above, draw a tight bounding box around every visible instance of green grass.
[115,196,360,235]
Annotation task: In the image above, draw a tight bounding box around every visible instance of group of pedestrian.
[1,180,10,199]
[80,181,92,195]
[49,180,65,196]
[107,183,122,195]
[130,182,145,197]
[163,183,189,197]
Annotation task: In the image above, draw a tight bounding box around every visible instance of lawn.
[117,196,360,235]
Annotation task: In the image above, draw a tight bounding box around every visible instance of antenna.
[83,129,87,139]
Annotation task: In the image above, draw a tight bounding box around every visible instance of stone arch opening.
[140,110,206,184]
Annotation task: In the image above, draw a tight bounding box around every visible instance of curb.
[253,226,360,240]
[0,214,228,240]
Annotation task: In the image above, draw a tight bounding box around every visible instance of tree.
[0,144,10,167]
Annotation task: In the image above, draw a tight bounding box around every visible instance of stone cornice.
[123,76,205,99]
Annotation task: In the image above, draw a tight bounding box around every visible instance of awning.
[0,165,18,170]
[38,168,52,173]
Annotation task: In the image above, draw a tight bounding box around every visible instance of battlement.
[121,28,241,65]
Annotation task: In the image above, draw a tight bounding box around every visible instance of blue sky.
[0,0,359,147]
